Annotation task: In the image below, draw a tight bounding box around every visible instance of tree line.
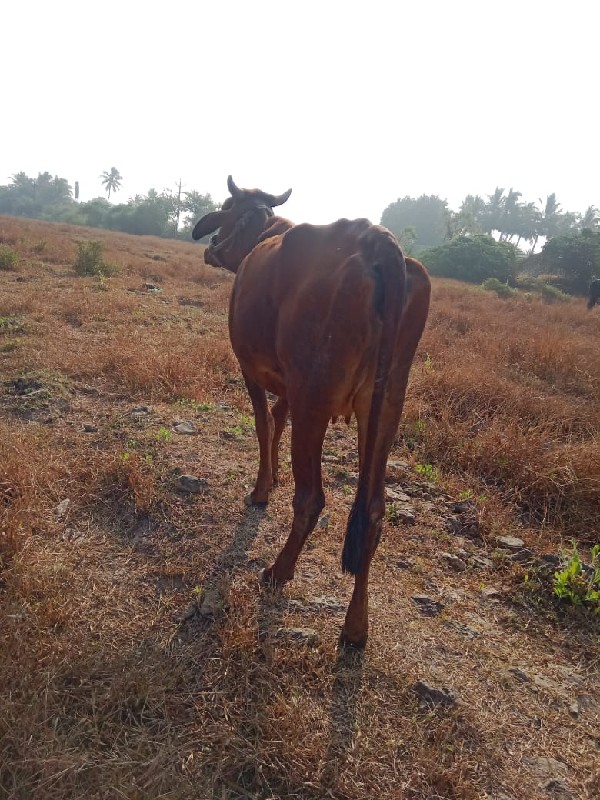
[0,170,218,239]
[1,170,598,294]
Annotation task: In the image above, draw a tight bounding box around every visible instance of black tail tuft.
[342,491,368,575]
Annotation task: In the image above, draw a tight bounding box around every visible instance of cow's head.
[192,176,292,272]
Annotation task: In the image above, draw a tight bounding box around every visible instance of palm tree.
[100,167,122,200]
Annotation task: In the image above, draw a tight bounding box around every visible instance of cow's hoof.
[339,628,368,650]
[244,492,268,508]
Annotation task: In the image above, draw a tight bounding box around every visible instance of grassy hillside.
[1,215,598,800]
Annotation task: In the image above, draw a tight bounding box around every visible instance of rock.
[470,555,493,569]
[322,454,341,464]
[481,586,502,599]
[288,596,345,614]
[143,282,161,292]
[510,548,534,563]
[443,620,480,638]
[412,680,457,709]
[523,756,568,780]
[542,779,572,799]
[507,666,531,683]
[496,535,525,550]
[274,627,319,646]
[451,500,476,515]
[176,475,207,494]
[411,595,444,617]
[385,486,412,503]
[539,553,561,568]
[55,498,71,518]
[131,405,151,414]
[82,423,98,432]
[316,514,330,529]
[390,507,416,525]
[387,459,409,471]
[173,420,197,435]
[441,552,467,572]
[395,559,413,570]
[446,515,481,541]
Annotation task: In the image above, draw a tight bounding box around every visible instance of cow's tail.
[342,226,406,575]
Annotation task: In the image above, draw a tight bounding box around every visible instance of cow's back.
[229,218,400,414]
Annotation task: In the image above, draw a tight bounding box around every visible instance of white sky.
[2,1,598,224]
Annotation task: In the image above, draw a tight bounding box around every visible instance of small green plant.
[156,427,171,442]
[0,245,18,271]
[415,463,439,482]
[553,543,600,611]
[74,240,118,277]
[424,353,434,372]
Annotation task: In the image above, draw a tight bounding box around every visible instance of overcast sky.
[2,1,598,224]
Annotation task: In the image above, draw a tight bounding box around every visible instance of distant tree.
[380,195,449,252]
[420,235,518,285]
[580,206,599,230]
[484,187,505,234]
[541,228,600,295]
[180,190,219,236]
[74,181,80,201]
[100,167,122,200]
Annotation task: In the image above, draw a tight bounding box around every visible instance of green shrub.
[553,543,599,611]
[482,277,518,299]
[421,235,518,284]
[73,240,118,277]
[539,283,570,304]
[0,245,18,271]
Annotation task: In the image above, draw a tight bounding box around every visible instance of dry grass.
[1,216,598,800]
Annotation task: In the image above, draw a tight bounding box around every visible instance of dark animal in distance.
[192,176,431,647]
[587,278,600,309]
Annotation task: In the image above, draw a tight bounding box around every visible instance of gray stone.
[523,756,568,780]
[274,627,319,646]
[131,405,151,415]
[481,586,502,599]
[83,423,98,432]
[316,514,330,529]
[507,666,531,683]
[496,535,525,550]
[411,595,444,617]
[412,680,457,709]
[391,507,416,525]
[173,420,198,435]
[176,475,207,494]
[385,486,412,503]
[470,555,493,569]
[441,552,467,572]
[509,548,534,563]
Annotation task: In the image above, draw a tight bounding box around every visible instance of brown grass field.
[1,215,598,800]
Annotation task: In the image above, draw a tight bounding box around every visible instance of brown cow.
[193,176,431,646]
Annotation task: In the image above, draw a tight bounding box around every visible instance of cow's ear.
[192,210,228,240]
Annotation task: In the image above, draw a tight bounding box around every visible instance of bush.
[73,240,118,277]
[541,229,600,295]
[421,235,518,284]
[482,277,518,299]
[540,283,570,304]
[0,245,18,271]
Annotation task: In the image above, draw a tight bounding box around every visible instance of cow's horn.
[227,175,242,198]
[262,187,292,207]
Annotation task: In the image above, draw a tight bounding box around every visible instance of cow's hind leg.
[270,396,289,486]
[243,375,275,505]
[262,408,329,585]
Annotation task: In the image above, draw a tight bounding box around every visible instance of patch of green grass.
[414,463,439,482]
[0,245,18,271]
[554,543,599,611]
